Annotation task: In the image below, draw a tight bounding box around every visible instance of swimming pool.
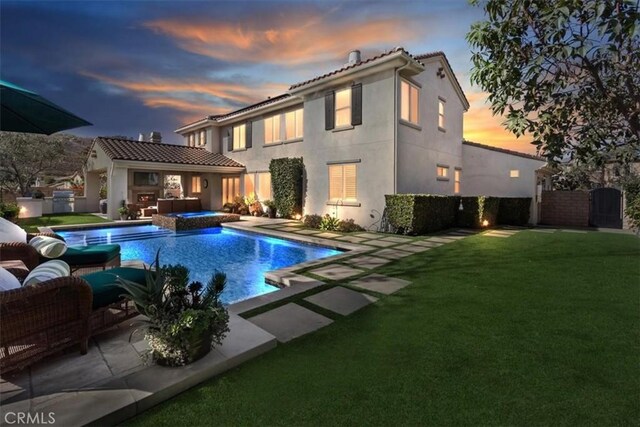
[58,225,340,304]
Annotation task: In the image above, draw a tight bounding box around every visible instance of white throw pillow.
[0,267,22,291]
[23,260,71,287]
[29,235,68,258]
[0,217,27,243]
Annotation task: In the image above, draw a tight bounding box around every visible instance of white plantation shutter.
[295,108,303,137]
[329,165,343,200]
[343,164,357,200]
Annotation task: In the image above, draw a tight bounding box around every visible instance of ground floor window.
[329,163,357,201]
[244,174,255,197]
[222,176,240,204]
[454,169,461,194]
[510,169,520,178]
[191,175,202,194]
[164,174,183,198]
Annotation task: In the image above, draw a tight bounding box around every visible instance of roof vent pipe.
[347,50,361,65]
[149,131,162,143]
[138,133,145,142]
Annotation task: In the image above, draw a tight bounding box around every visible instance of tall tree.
[0,132,67,196]
[467,0,640,166]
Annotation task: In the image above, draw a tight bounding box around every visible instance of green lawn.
[128,230,640,426]
[18,213,112,233]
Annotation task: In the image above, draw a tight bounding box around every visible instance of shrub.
[497,198,532,225]
[337,218,365,233]
[385,194,459,235]
[303,214,323,229]
[319,214,340,231]
[455,196,500,228]
[0,202,20,221]
[625,194,640,232]
[269,157,304,218]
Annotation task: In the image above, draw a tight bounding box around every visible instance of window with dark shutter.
[227,129,233,152]
[245,121,252,148]
[351,83,362,126]
[325,91,335,130]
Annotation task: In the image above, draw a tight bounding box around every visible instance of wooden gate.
[589,188,622,228]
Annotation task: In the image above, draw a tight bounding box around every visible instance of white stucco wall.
[461,143,545,197]
[216,69,397,227]
[396,59,465,196]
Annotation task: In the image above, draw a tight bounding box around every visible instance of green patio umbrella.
[0,80,92,135]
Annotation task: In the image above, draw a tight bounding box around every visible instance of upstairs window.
[329,163,357,201]
[401,80,419,125]
[437,165,449,180]
[199,130,206,146]
[454,169,461,194]
[188,133,195,147]
[438,99,446,130]
[264,115,281,145]
[233,124,246,150]
[335,88,351,128]
[285,108,304,140]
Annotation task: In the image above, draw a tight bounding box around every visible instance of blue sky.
[0,0,536,153]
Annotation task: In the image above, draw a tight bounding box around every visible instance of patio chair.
[0,266,144,374]
[0,232,121,273]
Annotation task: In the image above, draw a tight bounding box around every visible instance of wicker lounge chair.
[0,232,121,273]
[0,267,144,374]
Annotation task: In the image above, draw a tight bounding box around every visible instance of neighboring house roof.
[289,47,423,90]
[415,51,470,110]
[95,137,244,167]
[463,140,545,161]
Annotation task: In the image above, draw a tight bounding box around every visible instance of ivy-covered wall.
[269,157,304,218]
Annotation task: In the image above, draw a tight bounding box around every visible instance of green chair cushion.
[82,267,147,309]
[58,244,120,266]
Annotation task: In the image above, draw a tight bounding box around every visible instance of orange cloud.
[144,15,422,65]
[463,91,538,154]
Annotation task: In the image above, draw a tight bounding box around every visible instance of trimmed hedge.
[269,157,304,218]
[385,194,530,235]
[385,194,458,234]
[498,198,532,225]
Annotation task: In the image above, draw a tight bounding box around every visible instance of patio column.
[84,170,101,213]
[107,165,128,219]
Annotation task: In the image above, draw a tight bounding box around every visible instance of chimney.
[138,133,145,142]
[149,131,162,143]
[347,50,361,66]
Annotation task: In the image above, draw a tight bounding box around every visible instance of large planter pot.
[99,199,108,214]
[155,329,213,367]
[268,207,277,219]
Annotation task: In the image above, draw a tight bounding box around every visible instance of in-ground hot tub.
[152,211,240,231]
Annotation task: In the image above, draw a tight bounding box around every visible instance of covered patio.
[84,137,245,220]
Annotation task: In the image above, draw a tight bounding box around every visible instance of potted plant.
[263,200,277,218]
[117,206,128,220]
[118,253,229,367]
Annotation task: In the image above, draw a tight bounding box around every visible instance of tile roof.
[463,140,545,161]
[289,47,423,90]
[95,137,244,167]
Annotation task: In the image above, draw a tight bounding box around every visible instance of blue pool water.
[58,225,340,304]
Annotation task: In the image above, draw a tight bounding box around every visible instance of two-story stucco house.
[86,48,546,226]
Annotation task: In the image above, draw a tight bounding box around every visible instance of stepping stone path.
[561,229,588,233]
[401,244,433,253]
[483,229,520,238]
[374,248,414,260]
[412,240,442,247]
[309,264,365,280]
[350,274,412,295]
[294,229,322,235]
[424,236,456,243]
[364,239,398,248]
[279,226,303,232]
[304,287,378,316]
[248,303,332,343]
[355,232,385,239]
[335,235,369,244]
[379,236,414,243]
[346,255,391,269]
[316,232,342,239]
[530,228,556,233]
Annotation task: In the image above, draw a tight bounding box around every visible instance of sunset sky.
[0,0,537,154]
